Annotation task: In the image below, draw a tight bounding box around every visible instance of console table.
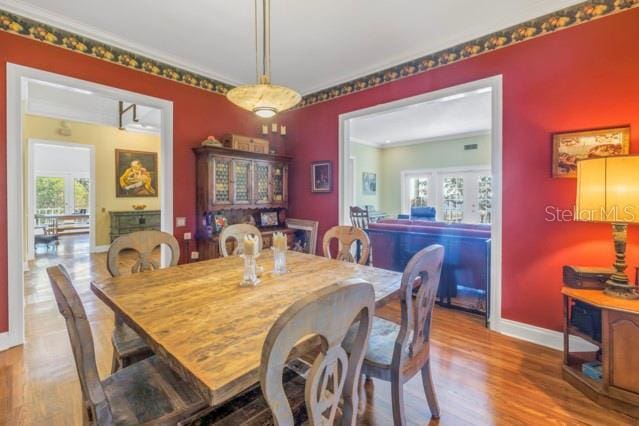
[562,287,639,418]
[109,210,161,242]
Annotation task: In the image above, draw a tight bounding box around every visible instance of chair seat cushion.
[102,355,206,425]
[343,317,401,368]
[112,322,151,359]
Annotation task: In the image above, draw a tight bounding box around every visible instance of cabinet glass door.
[232,159,252,204]
[212,158,232,205]
[254,162,270,204]
[272,164,287,203]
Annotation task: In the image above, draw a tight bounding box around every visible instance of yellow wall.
[23,114,161,246]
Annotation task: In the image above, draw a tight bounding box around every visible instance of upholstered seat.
[343,317,403,368]
[103,356,206,425]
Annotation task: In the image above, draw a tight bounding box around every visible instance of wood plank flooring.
[0,234,634,425]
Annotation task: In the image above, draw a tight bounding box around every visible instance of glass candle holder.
[240,254,261,287]
[272,247,288,275]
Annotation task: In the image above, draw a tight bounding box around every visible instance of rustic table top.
[91,250,402,406]
[562,286,639,314]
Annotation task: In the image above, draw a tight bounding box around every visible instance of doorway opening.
[339,76,502,328]
[4,64,174,351]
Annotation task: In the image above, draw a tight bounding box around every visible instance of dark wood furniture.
[107,230,181,373]
[562,287,639,418]
[91,250,402,408]
[322,225,371,265]
[350,206,370,229]
[221,133,270,154]
[194,146,291,259]
[47,265,206,425]
[109,210,160,242]
[344,244,445,424]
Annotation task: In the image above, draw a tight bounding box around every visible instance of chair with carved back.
[47,265,206,425]
[106,230,180,373]
[349,206,370,230]
[179,280,375,425]
[218,223,263,257]
[322,225,371,266]
[343,244,445,425]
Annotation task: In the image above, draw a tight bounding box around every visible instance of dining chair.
[218,223,263,256]
[343,244,445,425]
[180,279,375,425]
[47,265,207,425]
[107,230,180,373]
[349,206,370,229]
[322,225,371,265]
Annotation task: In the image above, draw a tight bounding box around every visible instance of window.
[35,173,90,215]
[402,167,491,224]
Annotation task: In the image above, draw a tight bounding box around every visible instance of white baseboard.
[495,318,598,352]
[0,331,19,352]
[93,244,110,253]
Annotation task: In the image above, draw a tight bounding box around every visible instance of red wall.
[282,9,639,331]
[0,31,277,332]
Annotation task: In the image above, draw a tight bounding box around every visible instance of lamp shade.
[576,156,639,223]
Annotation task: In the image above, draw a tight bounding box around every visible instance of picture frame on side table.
[286,218,319,255]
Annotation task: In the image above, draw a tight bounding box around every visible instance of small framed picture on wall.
[311,161,332,193]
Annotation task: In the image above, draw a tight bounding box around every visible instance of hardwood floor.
[0,234,634,425]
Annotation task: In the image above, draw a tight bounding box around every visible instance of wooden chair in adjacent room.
[47,265,206,425]
[349,206,370,229]
[218,223,263,256]
[181,279,375,425]
[322,225,371,265]
[343,244,445,425]
[107,230,181,372]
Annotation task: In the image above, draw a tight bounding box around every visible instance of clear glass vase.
[272,248,288,275]
[240,254,261,286]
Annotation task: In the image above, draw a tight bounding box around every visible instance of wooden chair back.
[322,226,370,265]
[260,279,374,425]
[349,206,370,229]
[394,245,444,370]
[47,265,113,424]
[107,230,180,277]
[219,224,263,257]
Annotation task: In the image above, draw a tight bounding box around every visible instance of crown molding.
[298,0,639,108]
[0,0,241,87]
[1,1,638,108]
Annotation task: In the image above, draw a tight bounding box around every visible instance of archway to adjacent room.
[338,75,503,329]
[4,64,174,350]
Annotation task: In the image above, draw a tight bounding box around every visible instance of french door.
[35,173,90,215]
[402,167,491,224]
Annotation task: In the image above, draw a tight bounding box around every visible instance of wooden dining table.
[91,250,403,408]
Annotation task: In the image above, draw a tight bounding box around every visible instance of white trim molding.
[93,244,110,254]
[5,63,174,351]
[339,75,504,331]
[495,318,598,352]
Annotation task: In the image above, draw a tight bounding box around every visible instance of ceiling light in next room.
[226,0,301,118]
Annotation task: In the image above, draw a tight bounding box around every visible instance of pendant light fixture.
[226,0,301,118]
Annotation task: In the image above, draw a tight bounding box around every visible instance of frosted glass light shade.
[576,156,639,223]
[226,81,301,117]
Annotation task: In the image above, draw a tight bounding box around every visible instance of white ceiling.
[25,79,161,133]
[2,0,583,94]
[349,87,491,147]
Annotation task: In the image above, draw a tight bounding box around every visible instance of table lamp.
[576,155,639,299]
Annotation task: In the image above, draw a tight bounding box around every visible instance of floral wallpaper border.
[1,0,638,108]
[0,9,233,95]
[298,0,639,108]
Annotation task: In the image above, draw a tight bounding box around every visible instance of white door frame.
[27,139,96,262]
[3,63,174,351]
[338,75,503,330]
